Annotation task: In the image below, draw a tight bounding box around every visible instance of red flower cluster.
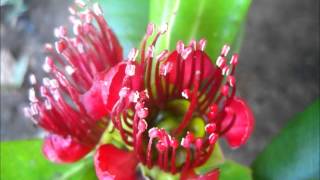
[25,2,254,180]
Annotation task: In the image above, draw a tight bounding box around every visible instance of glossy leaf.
[219,160,252,180]
[0,139,97,180]
[252,99,320,180]
[149,0,252,59]
[99,0,149,55]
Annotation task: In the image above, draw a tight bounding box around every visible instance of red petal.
[165,50,215,88]
[42,134,92,163]
[94,144,138,180]
[222,97,255,148]
[181,169,220,180]
[80,77,107,120]
[81,62,143,119]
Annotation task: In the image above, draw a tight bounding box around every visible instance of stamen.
[181,89,191,99]
[205,123,216,134]
[156,50,168,61]
[176,41,185,54]
[119,87,130,98]
[128,48,139,61]
[208,133,218,144]
[221,45,230,57]
[55,40,68,54]
[28,88,38,103]
[146,23,155,36]
[227,76,235,87]
[138,119,148,132]
[137,108,149,119]
[125,64,136,76]
[221,85,229,96]
[75,0,86,8]
[160,23,168,34]
[44,99,52,110]
[65,65,76,75]
[29,74,37,85]
[92,3,103,16]
[230,54,239,65]
[189,39,196,50]
[181,47,192,60]
[216,56,226,68]
[160,62,173,76]
[146,45,155,58]
[43,57,53,73]
[199,39,207,51]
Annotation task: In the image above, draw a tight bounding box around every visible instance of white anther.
[29,74,37,85]
[128,48,139,61]
[160,23,168,34]
[160,62,173,76]
[156,50,168,61]
[146,45,154,58]
[216,56,225,67]
[181,47,192,60]
[44,99,52,110]
[130,91,140,103]
[176,41,185,54]
[75,0,86,8]
[73,21,82,35]
[181,91,189,99]
[49,79,59,89]
[222,66,230,76]
[52,89,60,101]
[92,3,103,15]
[221,45,230,57]
[199,39,207,51]
[68,6,76,15]
[42,77,50,87]
[23,107,32,118]
[30,103,39,116]
[125,64,136,76]
[29,88,38,103]
[65,65,75,75]
[146,23,155,36]
[119,87,130,98]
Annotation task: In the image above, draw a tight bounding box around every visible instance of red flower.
[24,2,122,163]
[88,24,254,179]
[25,1,254,179]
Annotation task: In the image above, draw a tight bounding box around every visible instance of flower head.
[24,1,254,179]
[91,24,254,179]
[24,1,122,163]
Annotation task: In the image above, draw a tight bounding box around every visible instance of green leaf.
[252,99,320,180]
[0,139,97,180]
[219,160,252,180]
[149,0,252,59]
[99,0,149,55]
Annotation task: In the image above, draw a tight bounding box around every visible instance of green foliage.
[252,99,320,180]
[149,0,251,59]
[0,139,97,180]
[99,0,149,55]
[219,160,252,180]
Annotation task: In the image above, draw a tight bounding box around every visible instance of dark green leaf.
[252,99,320,180]
[99,0,149,55]
[219,160,252,180]
[0,139,97,180]
[149,0,251,59]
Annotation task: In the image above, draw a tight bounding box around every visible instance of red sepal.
[94,144,138,180]
[42,134,92,163]
[222,97,254,148]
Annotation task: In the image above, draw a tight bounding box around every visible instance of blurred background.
[1,0,319,166]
